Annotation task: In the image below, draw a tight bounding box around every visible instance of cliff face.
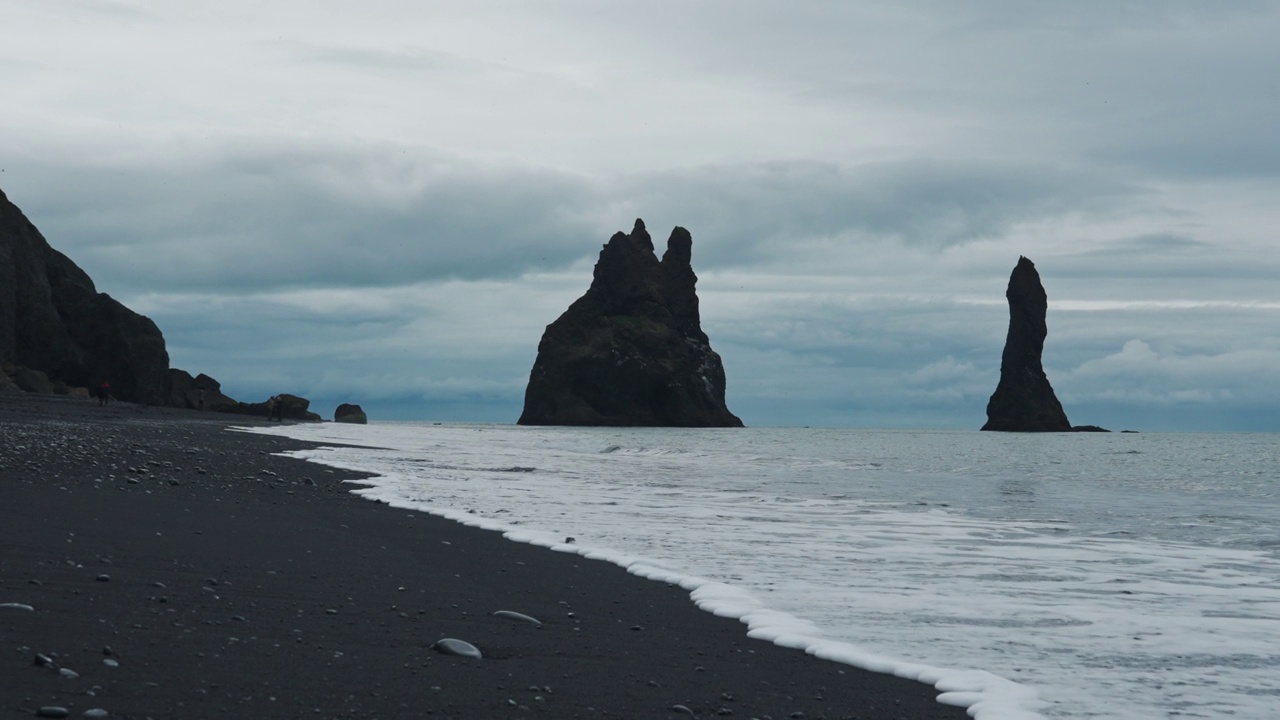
[981,256,1072,432]
[1,188,170,404]
[519,219,743,427]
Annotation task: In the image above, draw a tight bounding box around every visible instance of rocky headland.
[1,188,169,405]
[1,187,330,419]
[519,219,742,427]
[982,256,1107,432]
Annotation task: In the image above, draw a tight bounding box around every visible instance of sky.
[3,1,1279,430]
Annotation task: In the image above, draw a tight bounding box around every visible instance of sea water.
[246,424,1280,720]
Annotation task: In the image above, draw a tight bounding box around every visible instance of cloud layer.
[3,1,1278,429]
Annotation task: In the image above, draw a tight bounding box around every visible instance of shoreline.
[1,393,968,719]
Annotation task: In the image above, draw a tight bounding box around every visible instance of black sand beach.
[1,394,967,720]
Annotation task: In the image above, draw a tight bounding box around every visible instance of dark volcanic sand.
[0,393,968,720]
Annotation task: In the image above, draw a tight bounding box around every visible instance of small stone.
[103,658,119,668]
[671,705,694,716]
[59,667,79,679]
[493,610,542,626]
[0,602,34,611]
[37,708,69,719]
[95,574,110,582]
[35,652,54,667]
[432,638,482,659]
[83,708,109,718]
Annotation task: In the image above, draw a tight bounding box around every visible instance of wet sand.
[0,393,967,719]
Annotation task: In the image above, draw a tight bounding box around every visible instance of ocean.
[246,423,1280,720]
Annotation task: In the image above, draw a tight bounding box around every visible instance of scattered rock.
[82,710,109,719]
[36,708,69,719]
[0,602,34,611]
[334,403,368,424]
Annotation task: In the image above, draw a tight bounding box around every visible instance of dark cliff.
[518,219,743,427]
[1,188,170,404]
[982,256,1072,432]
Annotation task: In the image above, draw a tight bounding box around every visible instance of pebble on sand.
[493,610,542,626]
[36,708,69,719]
[0,602,35,611]
[432,638,482,659]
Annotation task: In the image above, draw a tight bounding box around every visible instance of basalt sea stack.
[982,256,1072,432]
[519,219,743,427]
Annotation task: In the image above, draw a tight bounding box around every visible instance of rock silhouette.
[334,403,368,424]
[519,219,742,427]
[1,186,323,418]
[982,256,1073,432]
[1,187,169,404]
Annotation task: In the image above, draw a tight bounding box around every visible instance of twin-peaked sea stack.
[981,256,1074,432]
[518,219,743,427]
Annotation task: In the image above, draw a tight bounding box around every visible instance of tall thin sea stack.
[518,219,743,427]
[981,256,1072,432]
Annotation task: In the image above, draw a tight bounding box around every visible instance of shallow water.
[247,424,1280,720]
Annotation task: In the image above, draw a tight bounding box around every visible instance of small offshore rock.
[493,610,542,626]
[432,638,482,659]
[37,708,69,719]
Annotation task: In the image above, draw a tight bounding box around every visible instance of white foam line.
[238,427,1046,720]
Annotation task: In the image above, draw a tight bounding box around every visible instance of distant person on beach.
[198,389,205,411]
[97,381,110,406]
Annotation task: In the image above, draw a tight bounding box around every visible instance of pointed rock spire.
[982,256,1072,432]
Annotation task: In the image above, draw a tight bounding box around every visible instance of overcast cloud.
[3,1,1278,430]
